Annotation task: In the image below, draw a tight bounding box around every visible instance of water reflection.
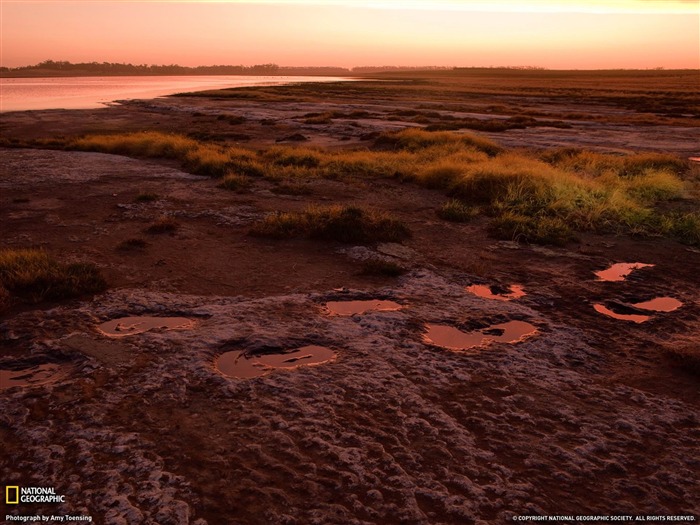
[324,300,402,316]
[217,345,337,379]
[633,297,682,312]
[595,262,654,282]
[0,363,72,389]
[467,284,526,301]
[97,316,195,337]
[593,304,651,324]
[423,320,537,350]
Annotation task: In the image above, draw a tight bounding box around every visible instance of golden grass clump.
[374,128,502,156]
[250,205,411,244]
[73,131,198,159]
[218,173,252,192]
[437,200,479,223]
[0,248,106,305]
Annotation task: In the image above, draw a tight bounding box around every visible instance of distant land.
[0,60,461,78]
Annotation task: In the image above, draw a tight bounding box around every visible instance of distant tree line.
[0,60,461,78]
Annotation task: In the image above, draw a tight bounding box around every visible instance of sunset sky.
[1,0,698,69]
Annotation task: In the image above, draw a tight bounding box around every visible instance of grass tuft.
[218,173,252,192]
[135,192,160,203]
[117,238,148,251]
[0,248,106,305]
[250,205,411,244]
[437,200,479,223]
[145,216,180,234]
[488,213,577,246]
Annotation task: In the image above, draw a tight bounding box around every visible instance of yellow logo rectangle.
[6,486,19,504]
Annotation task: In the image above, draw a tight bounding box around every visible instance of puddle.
[593,304,651,324]
[216,345,337,379]
[633,297,683,312]
[97,316,195,337]
[0,363,73,390]
[423,320,536,350]
[595,262,654,282]
[324,300,403,316]
[594,297,683,323]
[467,284,525,301]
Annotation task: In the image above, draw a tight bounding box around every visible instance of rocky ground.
[1,77,699,524]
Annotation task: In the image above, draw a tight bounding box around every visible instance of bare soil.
[1,74,699,524]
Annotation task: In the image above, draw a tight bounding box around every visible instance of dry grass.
[135,192,159,203]
[0,248,106,306]
[250,205,411,244]
[437,200,479,223]
[218,173,252,192]
[145,216,180,234]
[116,238,148,251]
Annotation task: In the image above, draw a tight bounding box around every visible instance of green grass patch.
[0,248,106,305]
[250,205,411,244]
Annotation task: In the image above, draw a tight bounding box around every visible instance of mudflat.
[1,70,699,524]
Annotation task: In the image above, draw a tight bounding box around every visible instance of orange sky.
[1,0,698,69]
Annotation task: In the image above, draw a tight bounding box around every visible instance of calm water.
[0,75,346,112]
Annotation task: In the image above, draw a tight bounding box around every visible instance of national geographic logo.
[6,486,19,504]
[4,486,65,504]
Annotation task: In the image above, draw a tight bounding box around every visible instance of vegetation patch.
[373,128,502,156]
[0,248,106,306]
[116,238,148,251]
[145,216,180,234]
[67,129,697,246]
[135,192,160,203]
[488,213,577,246]
[437,200,480,223]
[218,173,252,192]
[250,205,411,244]
[272,182,314,195]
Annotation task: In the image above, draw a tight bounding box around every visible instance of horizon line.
[3,0,699,14]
